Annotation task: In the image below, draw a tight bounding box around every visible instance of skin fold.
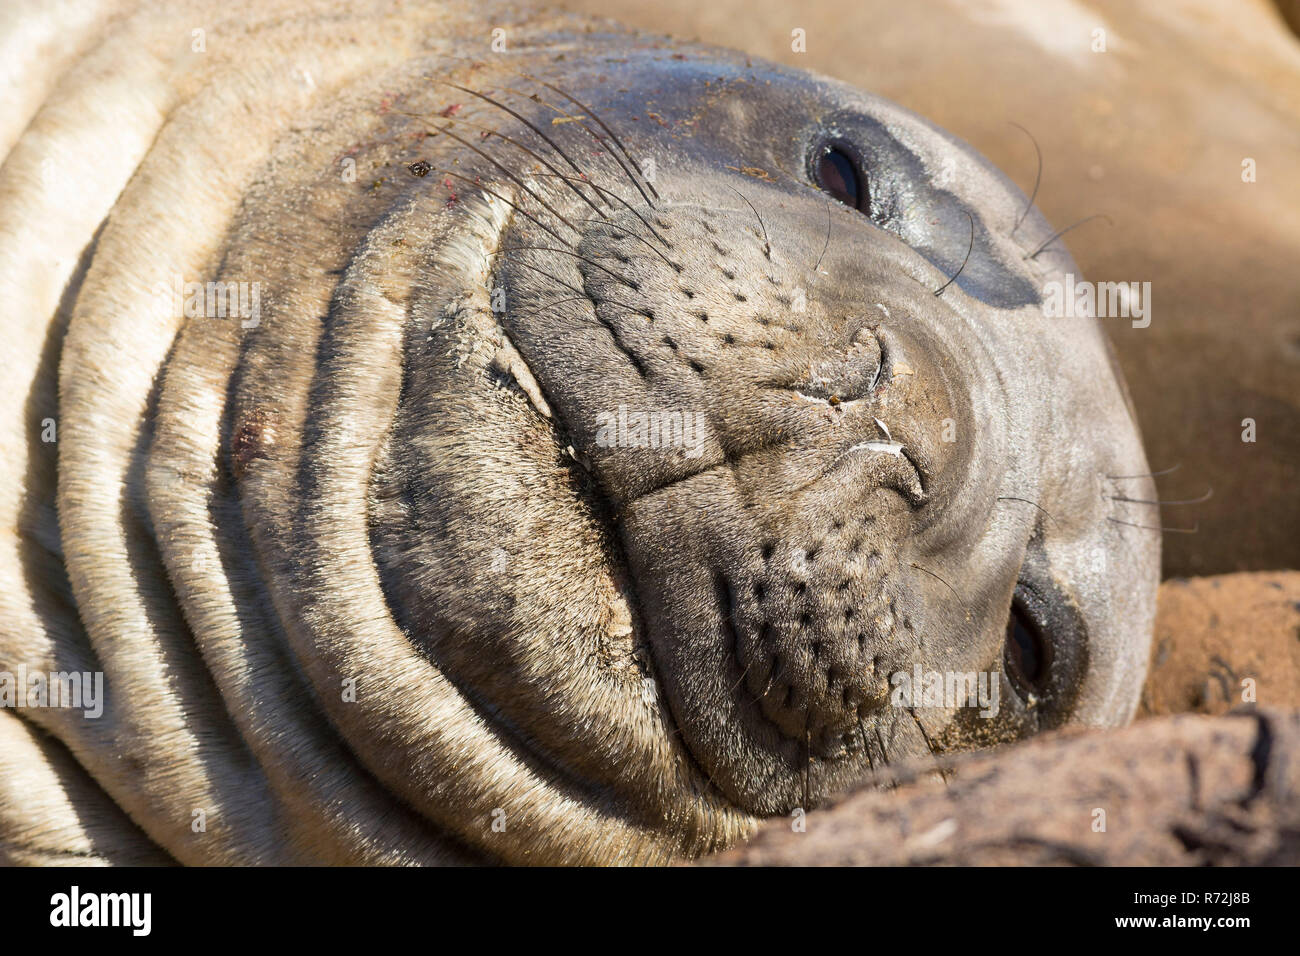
[0,0,1158,864]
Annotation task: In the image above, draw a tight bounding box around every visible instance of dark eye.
[814,146,867,212]
[1004,599,1051,700]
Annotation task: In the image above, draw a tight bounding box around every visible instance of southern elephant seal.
[0,0,1158,864]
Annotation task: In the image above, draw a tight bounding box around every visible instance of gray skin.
[0,0,1158,864]
[376,50,1161,814]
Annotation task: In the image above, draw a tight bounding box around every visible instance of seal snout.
[721,522,900,757]
[619,402,923,766]
[492,181,993,809]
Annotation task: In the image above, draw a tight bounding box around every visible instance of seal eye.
[814,146,867,212]
[1004,600,1050,700]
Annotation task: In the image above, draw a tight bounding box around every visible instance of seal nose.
[792,325,884,405]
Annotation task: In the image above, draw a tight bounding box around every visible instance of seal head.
[369,51,1160,818]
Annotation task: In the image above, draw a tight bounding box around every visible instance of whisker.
[497,85,635,188]
[433,169,576,250]
[910,562,967,610]
[430,123,580,234]
[1107,487,1213,506]
[511,295,591,322]
[1008,122,1042,237]
[434,81,610,209]
[803,731,811,810]
[812,196,832,275]
[498,85,654,212]
[429,115,606,217]
[875,727,891,768]
[497,245,641,292]
[996,496,1059,526]
[933,211,974,297]
[589,293,656,318]
[729,660,752,693]
[535,173,671,248]
[520,72,662,205]
[505,262,651,372]
[425,54,656,208]
[1106,463,1182,480]
[1026,213,1112,260]
[907,707,938,758]
[576,218,680,270]
[507,260,591,301]
[726,184,771,260]
[859,718,875,773]
[1107,517,1199,534]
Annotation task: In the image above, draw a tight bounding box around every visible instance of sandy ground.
[1141,571,1300,716]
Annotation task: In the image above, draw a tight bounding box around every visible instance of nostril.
[788,325,885,405]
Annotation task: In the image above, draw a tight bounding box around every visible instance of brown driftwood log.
[704,708,1300,865]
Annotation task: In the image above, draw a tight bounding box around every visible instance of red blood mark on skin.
[231,409,275,480]
[442,176,458,207]
[439,103,463,117]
